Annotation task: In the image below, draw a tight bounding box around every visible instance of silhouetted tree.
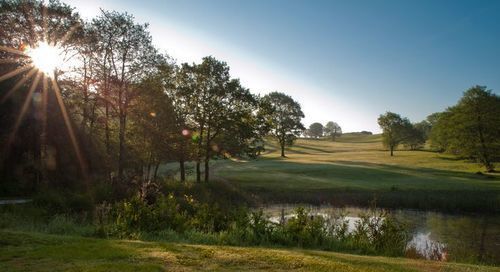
[260,92,305,157]
[92,11,160,184]
[308,122,323,138]
[324,121,342,141]
[378,112,411,156]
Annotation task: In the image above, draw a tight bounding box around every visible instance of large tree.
[128,60,177,189]
[91,11,160,183]
[176,57,258,182]
[430,86,500,171]
[324,121,342,141]
[377,112,411,156]
[261,92,305,157]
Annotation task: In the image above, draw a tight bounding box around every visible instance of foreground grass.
[213,134,500,212]
[1,230,498,272]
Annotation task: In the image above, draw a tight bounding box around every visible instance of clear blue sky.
[69,0,500,133]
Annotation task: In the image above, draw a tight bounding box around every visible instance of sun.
[27,42,64,76]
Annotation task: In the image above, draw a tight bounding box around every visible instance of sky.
[67,0,500,133]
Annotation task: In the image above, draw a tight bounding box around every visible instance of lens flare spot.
[211,144,219,152]
[32,92,42,104]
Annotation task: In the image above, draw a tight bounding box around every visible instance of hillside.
[214,134,500,212]
[1,231,498,272]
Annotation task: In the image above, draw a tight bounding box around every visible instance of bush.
[33,190,93,214]
[6,186,411,259]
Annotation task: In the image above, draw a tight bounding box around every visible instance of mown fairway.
[1,231,499,272]
[214,134,500,212]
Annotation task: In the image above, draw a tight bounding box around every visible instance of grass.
[1,230,498,272]
[212,134,500,212]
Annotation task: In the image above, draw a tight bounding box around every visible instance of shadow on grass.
[219,158,499,213]
[292,144,354,154]
[257,155,498,183]
[319,160,499,181]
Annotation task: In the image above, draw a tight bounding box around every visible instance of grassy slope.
[1,230,498,272]
[214,134,500,211]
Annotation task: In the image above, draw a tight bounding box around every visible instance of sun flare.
[27,42,64,76]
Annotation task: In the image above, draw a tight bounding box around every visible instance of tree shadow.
[291,144,340,154]
[260,157,499,185]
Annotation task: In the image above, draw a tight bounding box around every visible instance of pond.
[261,204,500,264]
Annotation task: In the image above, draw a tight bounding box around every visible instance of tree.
[402,123,426,150]
[213,80,259,160]
[324,121,342,141]
[0,0,84,192]
[427,112,449,152]
[260,92,305,157]
[308,122,323,138]
[175,57,258,182]
[377,112,411,156]
[176,57,230,182]
[201,77,257,182]
[414,120,432,140]
[430,86,500,171]
[92,11,160,184]
[128,60,177,188]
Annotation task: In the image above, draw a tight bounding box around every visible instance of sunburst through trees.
[0,0,86,189]
[0,0,285,197]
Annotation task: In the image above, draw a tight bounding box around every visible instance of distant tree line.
[378,86,500,172]
[304,121,342,140]
[0,0,306,196]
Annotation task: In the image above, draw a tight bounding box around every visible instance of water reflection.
[261,204,500,264]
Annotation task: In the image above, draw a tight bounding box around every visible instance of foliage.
[402,122,427,150]
[378,112,412,156]
[0,0,289,195]
[308,122,324,138]
[429,86,500,171]
[94,196,410,257]
[324,121,342,141]
[260,92,305,157]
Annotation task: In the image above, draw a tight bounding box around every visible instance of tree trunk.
[196,125,204,183]
[196,161,201,182]
[204,126,211,182]
[118,112,126,182]
[81,61,89,133]
[145,153,152,182]
[179,139,186,182]
[204,158,209,182]
[104,103,110,154]
[281,143,285,157]
[390,145,394,156]
[179,159,185,182]
[153,162,160,182]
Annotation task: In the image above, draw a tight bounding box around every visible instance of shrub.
[33,190,93,214]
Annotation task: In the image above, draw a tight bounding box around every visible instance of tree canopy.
[260,92,305,157]
[308,122,323,138]
[377,112,412,156]
[430,86,500,171]
[324,121,342,141]
[0,1,307,197]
